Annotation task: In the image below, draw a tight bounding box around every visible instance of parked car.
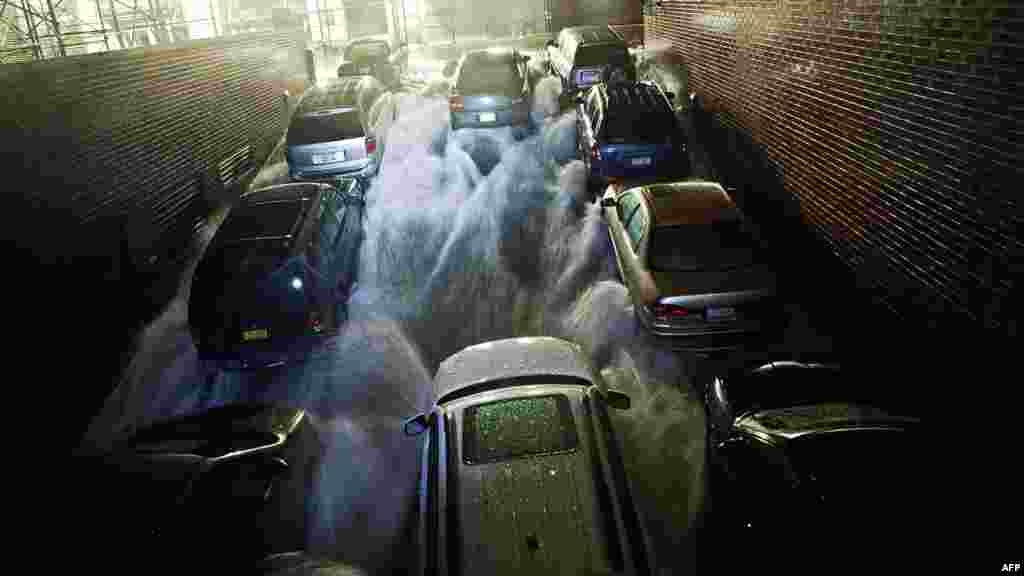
[701,361,929,571]
[576,80,689,188]
[337,35,408,89]
[599,180,777,353]
[403,336,652,576]
[188,181,365,370]
[446,48,532,130]
[546,25,635,96]
[286,77,384,180]
[70,403,322,572]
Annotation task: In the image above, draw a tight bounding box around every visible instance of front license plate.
[243,328,270,341]
[630,157,652,166]
[705,307,736,321]
[479,112,497,123]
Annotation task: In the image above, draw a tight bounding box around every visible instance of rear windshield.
[463,395,578,464]
[287,110,364,146]
[603,94,677,143]
[576,45,629,67]
[299,87,360,114]
[346,42,389,61]
[456,60,521,96]
[648,222,756,271]
[216,201,304,241]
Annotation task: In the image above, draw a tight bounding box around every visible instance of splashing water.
[84,68,706,574]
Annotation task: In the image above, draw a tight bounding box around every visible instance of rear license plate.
[242,328,270,341]
[630,157,652,166]
[312,151,345,165]
[479,112,496,123]
[705,307,736,321]
[578,70,600,84]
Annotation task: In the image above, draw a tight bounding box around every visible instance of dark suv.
[188,181,364,370]
[447,48,532,130]
[576,80,689,190]
[546,25,635,96]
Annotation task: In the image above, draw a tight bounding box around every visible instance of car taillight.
[651,303,691,321]
[366,137,376,155]
[590,142,602,161]
[449,95,464,112]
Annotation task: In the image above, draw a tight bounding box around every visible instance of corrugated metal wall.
[1,31,309,266]
[645,1,1021,334]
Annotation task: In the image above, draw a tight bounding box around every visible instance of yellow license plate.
[242,328,270,341]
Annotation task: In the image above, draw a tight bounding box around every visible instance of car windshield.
[648,221,757,271]
[456,59,521,96]
[287,109,364,146]
[463,395,578,464]
[576,45,629,67]
[346,42,389,61]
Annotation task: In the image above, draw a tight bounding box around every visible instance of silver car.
[403,336,652,576]
[286,77,384,180]
[600,180,779,353]
[446,48,532,130]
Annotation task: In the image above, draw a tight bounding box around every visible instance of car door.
[604,190,641,285]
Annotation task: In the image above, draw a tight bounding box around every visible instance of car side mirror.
[665,91,675,100]
[442,60,457,78]
[521,55,531,63]
[604,389,631,410]
[403,413,429,436]
[600,196,617,208]
[574,94,585,105]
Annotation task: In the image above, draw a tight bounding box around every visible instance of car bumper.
[198,333,331,371]
[291,157,377,180]
[451,104,530,129]
[593,154,690,182]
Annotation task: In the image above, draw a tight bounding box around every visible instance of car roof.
[217,183,326,242]
[601,81,668,111]
[635,180,741,227]
[434,337,595,405]
[564,25,624,45]
[462,48,517,65]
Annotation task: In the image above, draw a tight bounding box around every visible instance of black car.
[188,181,364,370]
[701,361,932,572]
[546,25,636,96]
[337,35,408,89]
[576,80,689,192]
[70,403,323,573]
[446,48,532,130]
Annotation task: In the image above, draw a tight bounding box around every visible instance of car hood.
[458,451,612,574]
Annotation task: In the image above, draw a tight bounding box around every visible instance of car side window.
[626,201,647,251]
[618,192,641,229]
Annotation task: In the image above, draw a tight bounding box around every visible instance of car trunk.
[646,267,776,326]
[196,246,326,354]
[286,110,368,167]
[599,142,676,176]
[458,450,613,575]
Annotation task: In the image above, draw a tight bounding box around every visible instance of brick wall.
[645,0,1021,335]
